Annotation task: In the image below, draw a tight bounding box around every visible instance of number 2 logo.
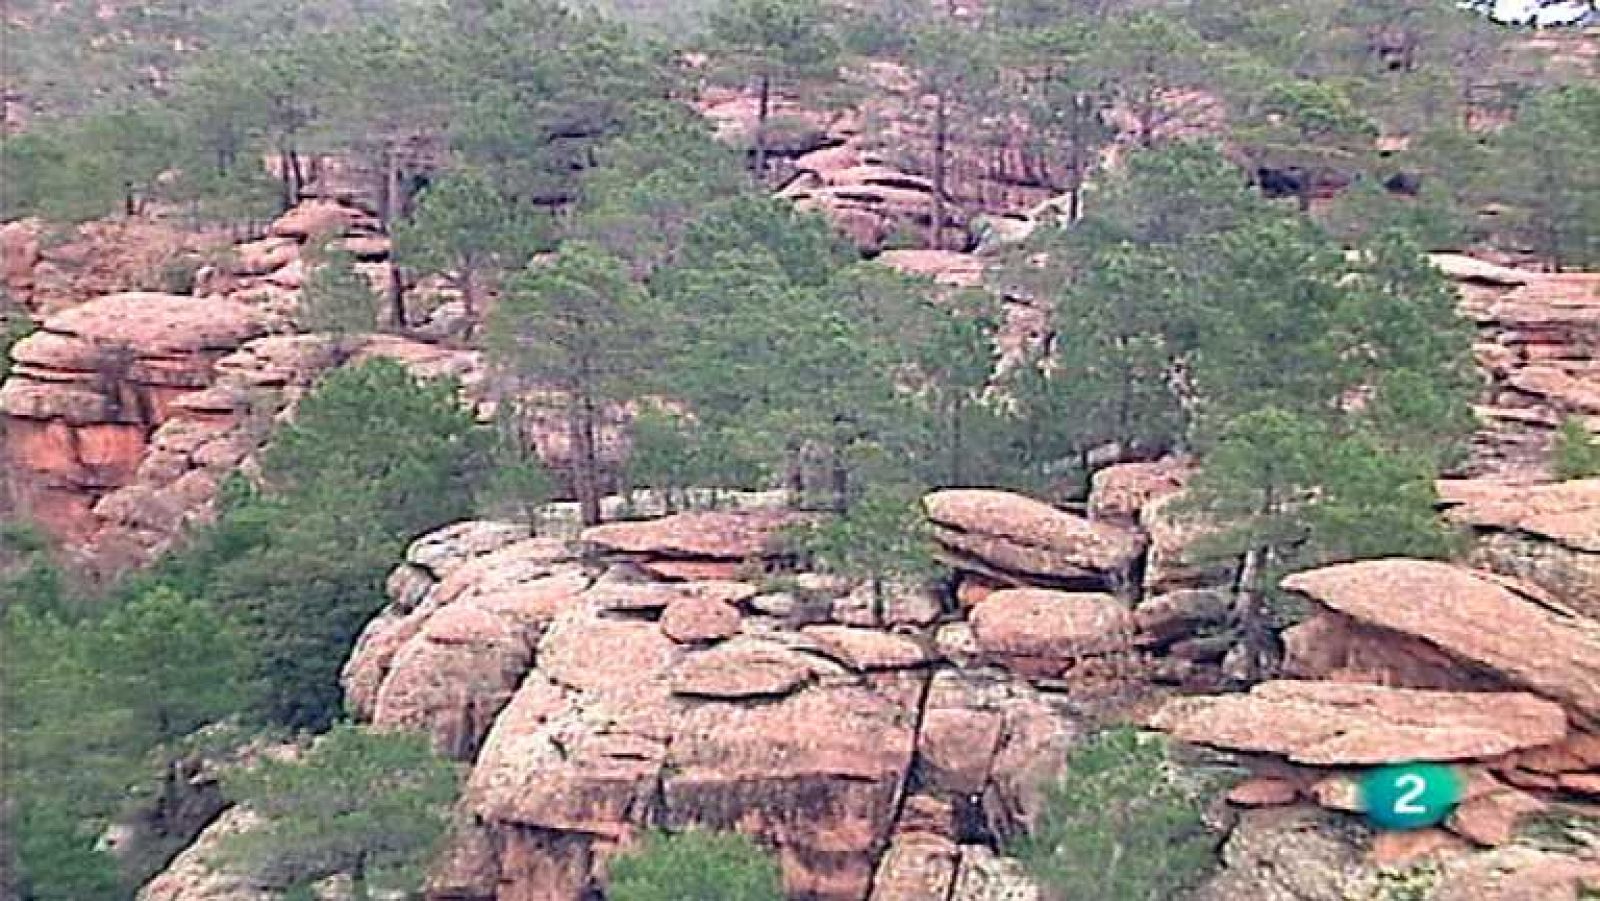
[1392,773,1428,815]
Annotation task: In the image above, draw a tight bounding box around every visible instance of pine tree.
[222,724,460,901]
[491,243,664,525]
[1013,728,1216,901]
[705,0,839,177]
[394,168,538,325]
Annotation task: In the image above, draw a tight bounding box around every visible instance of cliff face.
[0,293,270,548]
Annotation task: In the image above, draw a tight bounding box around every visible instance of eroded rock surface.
[924,489,1142,592]
[332,516,1097,900]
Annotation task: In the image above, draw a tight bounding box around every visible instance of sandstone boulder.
[969,589,1134,677]
[671,640,818,699]
[661,683,917,899]
[660,596,742,644]
[268,200,375,240]
[1148,681,1568,766]
[1088,456,1192,523]
[136,808,273,901]
[1281,559,1600,723]
[923,489,1142,588]
[1438,478,1600,619]
[869,834,960,901]
[582,509,802,560]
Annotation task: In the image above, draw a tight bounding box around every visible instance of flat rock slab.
[1148,681,1568,766]
[672,640,818,699]
[1282,559,1600,723]
[582,579,758,612]
[1438,478,1600,553]
[582,509,804,559]
[923,489,1141,580]
[39,292,268,354]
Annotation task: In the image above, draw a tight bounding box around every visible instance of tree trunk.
[570,388,602,527]
[947,401,964,486]
[785,442,806,508]
[931,92,949,251]
[829,441,849,515]
[755,72,771,178]
[387,261,406,332]
[278,148,295,211]
[287,147,306,204]
[1230,545,1276,682]
[351,854,370,901]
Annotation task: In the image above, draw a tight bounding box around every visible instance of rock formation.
[1438,477,1600,619]
[1148,555,1600,885]
[315,507,1128,900]
[924,488,1144,593]
[1,293,270,548]
[1437,255,1600,476]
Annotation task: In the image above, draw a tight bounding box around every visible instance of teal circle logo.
[1360,763,1463,830]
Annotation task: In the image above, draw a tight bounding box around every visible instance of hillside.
[2,2,1599,901]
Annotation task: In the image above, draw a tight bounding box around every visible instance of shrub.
[141,359,486,729]
[606,829,785,901]
[1012,727,1218,901]
[222,724,459,899]
[1553,417,1600,480]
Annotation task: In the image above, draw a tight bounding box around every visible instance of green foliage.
[144,360,484,730]
[1185,408,1460,606]
[393,168,540,316]
[476,411,557,525]
[1320,178,1468,250]
[1553,417,1600,480]
[1,295,36,385]
[222,724,460,899]
[792,483,940,588]
[491,242,665,523]
[1487,85,1600,270]
[606,829,785,901]
[0,106,176,222]
[1012,727,1217,901]
[1237,78,1378,209]
[1,586,248,900]
[299,243,380,340]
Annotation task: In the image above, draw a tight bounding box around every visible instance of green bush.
[1,293,35,384]
[1553,417,1600,480]
[140,359,487,729]
[606,830,785,901]
[1012,727,1218,901]
[222,723,460,899]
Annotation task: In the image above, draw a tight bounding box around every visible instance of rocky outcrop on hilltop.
[318,506,1175,901]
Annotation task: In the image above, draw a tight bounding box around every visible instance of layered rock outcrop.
[1438,477,1600,619]
[924,488,1143,593]
[1,293,269,546]
[1150,556,1600,871]
[1,217,234,318]
[1438,256,1600,476]
[324,509,1139,900]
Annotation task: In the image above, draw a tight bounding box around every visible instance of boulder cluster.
[324,474,1233,901]
[1147,556,1600,890]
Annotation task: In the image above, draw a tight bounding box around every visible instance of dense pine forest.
[2,1,1599,900]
